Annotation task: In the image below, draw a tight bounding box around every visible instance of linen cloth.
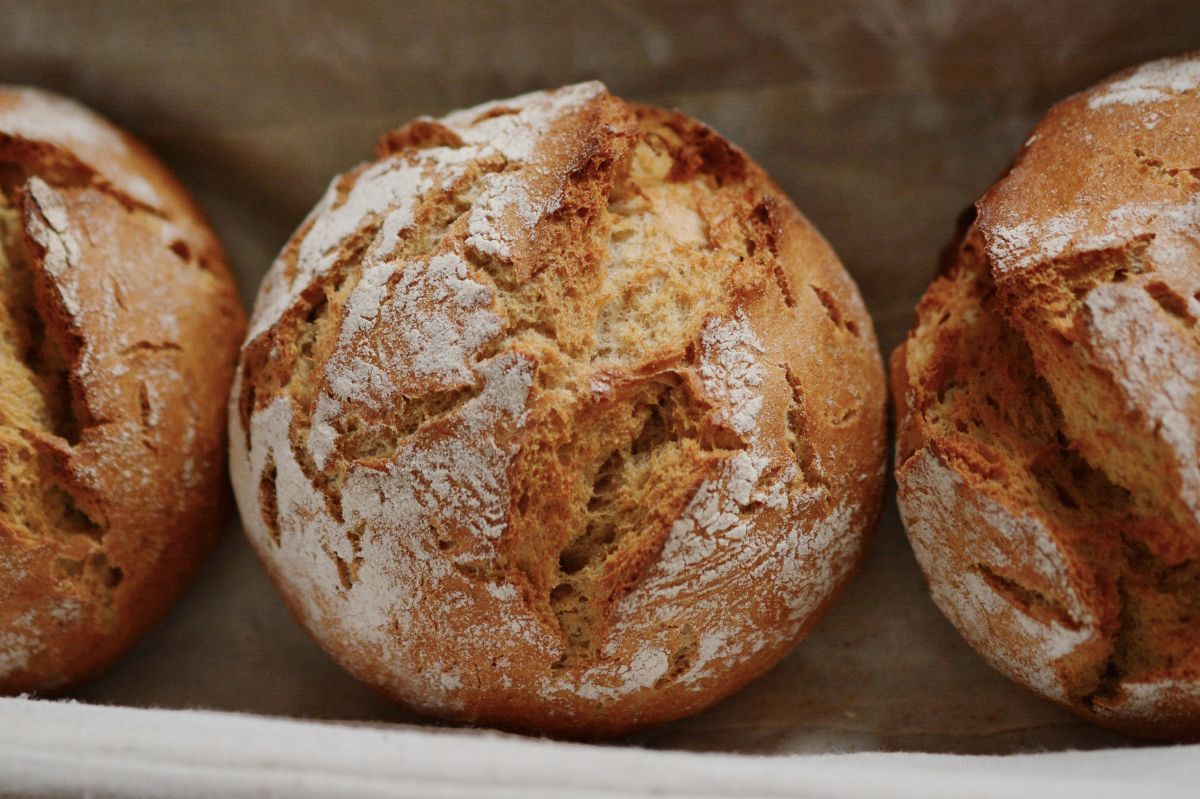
[0,697,1196,799]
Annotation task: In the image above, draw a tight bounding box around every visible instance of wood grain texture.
[1,0,1191,752]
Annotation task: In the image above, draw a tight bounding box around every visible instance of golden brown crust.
[895,53,1200,739]
[231,83,885,737]
[0,86,245,691]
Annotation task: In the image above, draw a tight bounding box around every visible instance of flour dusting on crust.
[24,178,83,314]
[0,88,165,207]
[247,82,604,342]
[1087,57,1200,108]
[899,450,1099,700]
[1085,282,1200,514]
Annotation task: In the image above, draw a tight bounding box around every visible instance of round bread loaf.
[231,82,885,736]
[894,53,1200,738]
[0,87,245,691]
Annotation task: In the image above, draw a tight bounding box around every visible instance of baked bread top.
[232,82,885,735]
[0,87,245,690]
[894,53,1200,737]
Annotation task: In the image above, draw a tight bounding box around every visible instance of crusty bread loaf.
[894,53,1200,739]
[0,87,245,691]
[231,82,885,737]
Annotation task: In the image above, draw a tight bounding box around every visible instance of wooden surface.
[3,0,1197,753]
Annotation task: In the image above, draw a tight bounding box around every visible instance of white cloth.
[0,697,1195,799]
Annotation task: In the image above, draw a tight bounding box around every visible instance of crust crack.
[547,376,736,667]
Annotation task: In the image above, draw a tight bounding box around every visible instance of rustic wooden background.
[3,0,1197,753]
